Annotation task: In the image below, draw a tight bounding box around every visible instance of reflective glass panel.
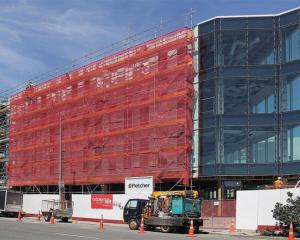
[219,31,247,65]
[281,24,300,63]
[200,33,215,69]
[249,79,275,114]
[223,127,247,164]
[286,75,300,111]
[248,31,275,65]
[223,78,248,114]
[249,127,276,163]
[286,125,300,162]
[201,128,216,165]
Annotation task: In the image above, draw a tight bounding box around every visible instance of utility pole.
[58,114,65,208]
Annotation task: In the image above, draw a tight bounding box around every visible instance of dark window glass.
[283,124,300,162]
[222,115,248,126]
[249,78,275,113]
[223,126,247,164]
[289,76,300,111]
[199,33,215,70]
[280,11,299,27]
[221,18,247,30]
[248,31,275,65]
[249,126,276,163]
[198,20,214,34]
[219,66,247,77]
[219,31,247,65]
[200,79,215,113]
[203,188,217,199]
[201,115,216,129]
[201,99,214,113]
[222,78,248,114]
[201,128,216,165]
[281,24,300,63]
[248,17,274,29]
[283,73,300,111]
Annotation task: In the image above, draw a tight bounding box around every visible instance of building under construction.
[0,99,9,187]
[8,28,194,192]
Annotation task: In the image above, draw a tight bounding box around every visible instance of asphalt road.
[0,217,278,240]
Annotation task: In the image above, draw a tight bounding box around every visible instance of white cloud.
[0,1,127,94]
[0,44,43,70]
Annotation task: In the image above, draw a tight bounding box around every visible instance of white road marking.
[54,233,99,239]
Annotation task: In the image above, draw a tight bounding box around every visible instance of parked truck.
[123,190,202,233]
[0,190,24,217]
[41,199,73,222]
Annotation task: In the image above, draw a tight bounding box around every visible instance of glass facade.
[197,9,300,177]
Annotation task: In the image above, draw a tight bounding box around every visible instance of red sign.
[91,194,113,209]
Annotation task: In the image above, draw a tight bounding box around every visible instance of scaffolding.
[0,99,9,187]
[8,28,194,188]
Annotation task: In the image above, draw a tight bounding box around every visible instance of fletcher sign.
[125,176,153,194]
[128,183,151,189]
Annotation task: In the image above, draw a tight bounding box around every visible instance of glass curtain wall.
[198,9,300,177]
[280,10,300,174]
[198,16,278,176]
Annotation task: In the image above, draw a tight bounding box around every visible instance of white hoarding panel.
[72,193,149,221]
[236,188,300,230]
[23,194,59,214]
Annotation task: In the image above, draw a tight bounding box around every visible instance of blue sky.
[0,0,299,96]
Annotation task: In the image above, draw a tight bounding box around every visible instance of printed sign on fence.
[91,194,113,209]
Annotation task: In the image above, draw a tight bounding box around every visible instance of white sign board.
[125,176,154,194]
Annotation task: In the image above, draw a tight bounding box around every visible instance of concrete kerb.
[204,229,287,239]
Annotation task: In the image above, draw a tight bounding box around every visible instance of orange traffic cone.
[50,212,55,224]
[188,219,195,237]
[37,211,41,221]
[288,222,295,240]
[139,215,145,233]
[99,214,104,231]
[229,218,236,233]
[17,210,22,221]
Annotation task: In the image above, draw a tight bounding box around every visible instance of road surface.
[0,217,281,240]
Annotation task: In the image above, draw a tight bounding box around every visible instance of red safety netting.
[8,27,194,187]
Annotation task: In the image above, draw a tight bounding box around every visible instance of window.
[252,95,275,113]
[224,148,247,164]
[222,78,248,114]
[286,125,300,162]
[125,200,138,209]
[282,25,300,62]
[200,33,215,69]
[219,31,247,66]
[250,127,275,163]
[225,189,236,199]
[223,127,248,164]
[248,31,275,65]
[203,188,217,200]
[201,127,216,165]
[287,76,300,111]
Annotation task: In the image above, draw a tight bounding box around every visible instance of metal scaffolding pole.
[0,99,9,187]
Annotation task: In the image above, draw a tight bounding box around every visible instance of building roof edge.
[196,6,300,25]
